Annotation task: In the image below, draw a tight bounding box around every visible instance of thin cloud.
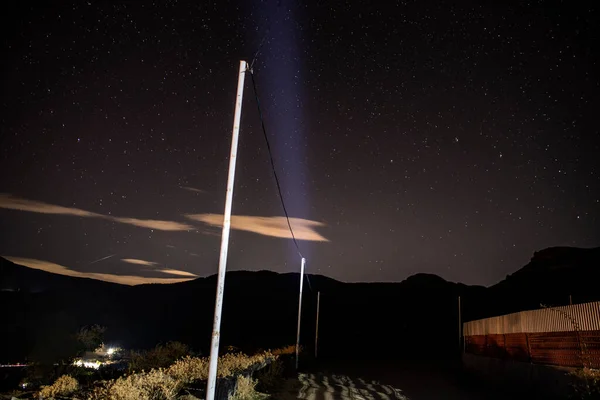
[120,259,198,278]
[158,269,198,277]
[0,193,193,231]
[0,194,101,217]
[4,256,196,285]
[121,258,158,266]
[112,217,194,231]
[180,186,205,194]
[185,214,329,242]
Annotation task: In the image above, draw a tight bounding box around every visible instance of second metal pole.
[458,295,462,353]
[295,257,305,370]
[315,291,320,358]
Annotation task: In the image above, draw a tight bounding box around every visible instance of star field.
[1,1,598,285]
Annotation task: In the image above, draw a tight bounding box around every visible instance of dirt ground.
[274,359,527,400]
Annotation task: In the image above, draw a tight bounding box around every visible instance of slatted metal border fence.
[463,301,600,369]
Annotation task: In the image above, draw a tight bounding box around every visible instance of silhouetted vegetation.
[129,342,191,373]
[36,346,292,400]
[570,368,600,400]
[76,325,107,353]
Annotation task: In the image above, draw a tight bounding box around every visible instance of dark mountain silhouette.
[488,246,600,315]
[0,257,122,293]
[1,246,598,363]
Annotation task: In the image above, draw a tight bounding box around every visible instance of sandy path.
[274,359,524,400]
[276,372,408,399]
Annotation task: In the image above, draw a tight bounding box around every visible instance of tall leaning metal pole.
[295,257,306,370]
[206,60,247,400]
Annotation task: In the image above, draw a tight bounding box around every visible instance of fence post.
[458,295,462,354]
[315,291,320,359]
[525,333,532,363]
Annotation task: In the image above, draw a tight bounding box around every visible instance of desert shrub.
[271,345,298,356]
[255,358,284,391]
[218,351,272,377]
[77,325,107,353]
[106,369,182,400]
[23,363,55,388]
[38,374,79,398]
[570,368,600,399]
[230,375,268,400]
[87,382,112,400]
[65,364,98,386]
[167,350,275,384]
[129,341,190,372]
[85,347,284,400]
[178,395,202,400]
[225,345,241,353]
[167,356,209,384]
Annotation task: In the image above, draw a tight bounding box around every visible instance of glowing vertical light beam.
[251,0,311,258]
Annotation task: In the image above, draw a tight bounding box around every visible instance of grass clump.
[271,345,298,356]
[85,348,284,400]
[38,374,79,398]
[167,356,209,384]
[230,375,268,400]
[108,368,182,400]
[88,369,182,400]
[129,341,191,372]
[255,358,284,392]
[167,350,274,384]
[570,368,600,399]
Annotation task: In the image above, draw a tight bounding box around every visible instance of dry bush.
[167,356,209,384]
[39,374,79,398]
[107,369,182,400]
[255,358,284,391]
[570,368,600,399]
[271,345,298,356]
[230,375,268,400]
[77,325,107,353]
[129,341,190,372]
[167,351,275,384]
[84,347,285,400]
[178,395,202,400]
[218,351,273,377]
[87,382,112,400]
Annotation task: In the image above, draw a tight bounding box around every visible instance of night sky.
[1,1,599,286]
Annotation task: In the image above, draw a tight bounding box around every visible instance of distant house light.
[73,359,101,369]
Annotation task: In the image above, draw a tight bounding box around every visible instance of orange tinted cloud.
[120,258,158,266]
[121,258,199,278]
[0,194,100,217]
[112,217,193,231]
[0,193,193,231]
[185,214,329,242]
[4,256,196,285]
[158,269,198,277]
